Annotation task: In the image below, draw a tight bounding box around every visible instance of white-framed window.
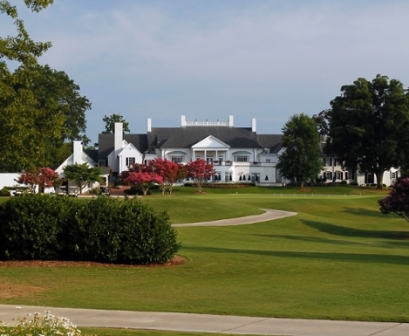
[329,158,333,166]
[206,157,213,164]
[336,171,343,180]
[171,156,183,163]
[326,172,332,180]
[235,156,249,162]
[391,171,396,179]
[266,159,271,163]
[225,172,232,182]
[126,157,135,166]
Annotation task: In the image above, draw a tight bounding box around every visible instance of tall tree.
[325,75,409,189]
[276,113,322,187]
[63,163,102,194]
[0,0,81,171]
[102,114,130,134]
[185,159,215,193]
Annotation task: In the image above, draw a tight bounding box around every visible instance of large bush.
[0,195,179,264]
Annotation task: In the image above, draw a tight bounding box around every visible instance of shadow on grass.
[301,220,409,240]
[182,245,409,265]
[343,207,387,218]
[253,234,365,247]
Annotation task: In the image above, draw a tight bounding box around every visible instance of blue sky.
[3,0,409,143]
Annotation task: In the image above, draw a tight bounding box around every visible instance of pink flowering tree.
[185,159,215,193]
[16,167,59,193]
[379,177,409,223]
[121,163,163,196]
[149,158,179,196]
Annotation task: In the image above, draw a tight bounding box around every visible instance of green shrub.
[340,181,347,185]
[0,195,72,260]
[0,195,179,264]
[0,187,10,196]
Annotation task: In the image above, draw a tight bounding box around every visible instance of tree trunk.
[375,171,384,190]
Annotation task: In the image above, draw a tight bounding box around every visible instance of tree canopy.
[63,163,102,194]
[0,1,91,172]
[102,114,130,134]
[276,113,322,187]
[185,159,215,192]
[323,75,409,189]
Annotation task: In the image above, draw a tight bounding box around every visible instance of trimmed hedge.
[0,195,179,264]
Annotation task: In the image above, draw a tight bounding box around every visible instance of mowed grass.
[1,188,409,322]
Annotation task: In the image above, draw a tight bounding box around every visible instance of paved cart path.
[0,305,408,336]
[172,209,297,227]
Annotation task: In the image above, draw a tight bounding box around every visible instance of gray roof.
[257,134,283,153]
[84,149,98,163]
[148,127,262,149]
[97,127,283,158]
[98,133,148,159]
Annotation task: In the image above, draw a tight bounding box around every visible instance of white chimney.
[114,122,123,153]
[251,118,257,132]
[181,115,186,127]
[228,115,234,127]
[147,118,152,133]
[73,141,83,164]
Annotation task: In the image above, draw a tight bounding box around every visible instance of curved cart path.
[172,209,297,227]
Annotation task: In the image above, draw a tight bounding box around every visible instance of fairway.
[0,191,408,322]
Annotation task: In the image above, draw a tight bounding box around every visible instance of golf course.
[0,185,408,325]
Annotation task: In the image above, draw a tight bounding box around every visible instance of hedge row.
[0,195,179,264]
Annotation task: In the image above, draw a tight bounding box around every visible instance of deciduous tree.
[63,163,102,194]
[121,163,162,196]
[185,159,215,193]
[276,113,322,188]
[324,75,409,189]
[16,167,59,193]
[149,158,179,195]
[379,178,409,223]
[102,114,130,134]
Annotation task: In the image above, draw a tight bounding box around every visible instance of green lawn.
[1,188,409,322]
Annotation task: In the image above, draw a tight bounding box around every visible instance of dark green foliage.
[0,187,10,196]
[0,195,179,264]
[325,75,409,189]
[0,195,70,259]
[277,113,323,187]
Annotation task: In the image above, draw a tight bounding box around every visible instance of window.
[329,158,333,166]
[323,158,326,165]
[345,172,349,180]
[225,172,232,182]
[266,159,271,163]
[126,157,135,166]
[98,159,107,167]
[326,172,332,180]
[206,157,213,164]
[171,156,183,163]
[235,156,249,162]
[391,171,396,179]
[336,171,343,180]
